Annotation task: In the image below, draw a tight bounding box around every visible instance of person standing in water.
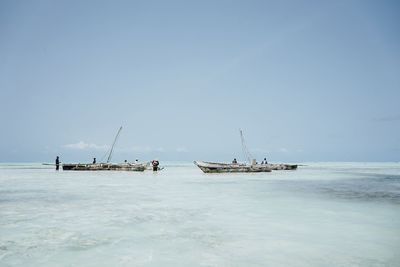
[152,159,160,171]
[55,156,60,171]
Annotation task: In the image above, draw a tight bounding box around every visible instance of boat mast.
[240,129,253,164]
[107,126,123,163]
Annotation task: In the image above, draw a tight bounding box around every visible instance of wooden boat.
[62,162,147,171]
[267,163,297,170]
[62,126,149,172]
[194,129,298,173]
[194,161,272,173]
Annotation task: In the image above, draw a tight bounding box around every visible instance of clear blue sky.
[1,0,399,162]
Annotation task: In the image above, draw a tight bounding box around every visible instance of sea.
[0,162,399,267]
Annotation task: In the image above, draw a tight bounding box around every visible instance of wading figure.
[152,160,160,171]
[55,156,60,171]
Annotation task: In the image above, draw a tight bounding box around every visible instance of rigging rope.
[240,129,253,164]
[107,126,123,163]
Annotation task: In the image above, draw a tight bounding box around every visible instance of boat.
[62,126,148,172]
[194,161,271,173]
[267,163,297,170]
[194,129,298,173]
[62,162,147,171]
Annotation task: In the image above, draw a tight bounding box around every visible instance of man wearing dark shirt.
[55,156,60,170]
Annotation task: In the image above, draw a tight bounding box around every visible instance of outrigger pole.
[107,126,123,163]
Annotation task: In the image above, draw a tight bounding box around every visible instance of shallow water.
[0,162,399,266]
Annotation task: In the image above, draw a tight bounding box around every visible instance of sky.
[0,0,399,163]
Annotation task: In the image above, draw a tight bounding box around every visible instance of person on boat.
[135,159,139,164]
[262,158,268,164]
[93,158,96,164]
[124,159,127,163]
[55,156,60,171]
[232,158,238,164]
[152,159,160,171]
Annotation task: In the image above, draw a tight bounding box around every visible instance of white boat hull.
[194,161,272,173]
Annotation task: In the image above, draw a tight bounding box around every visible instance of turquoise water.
[1,162,399,266]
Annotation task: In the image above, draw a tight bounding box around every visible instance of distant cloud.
[176,147,188,153]
[63,141,109,151]
[250,148,270,153]
[116,146,165,153]
[63,143,168,154]
[372,115,400,122]
[155,147,165,152]
[279,148,288,153]
[250,147,302,154]
[117,146,188,153]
